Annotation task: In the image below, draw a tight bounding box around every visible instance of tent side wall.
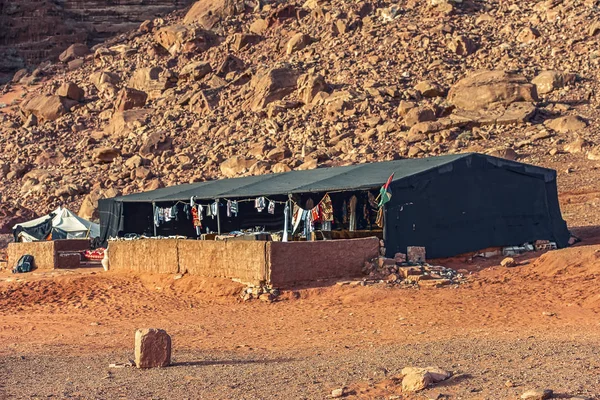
[98,198,124,246]
[384,155,570,258]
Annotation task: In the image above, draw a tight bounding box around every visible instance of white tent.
[13,207,100,242]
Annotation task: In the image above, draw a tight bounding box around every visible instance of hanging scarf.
[255,197,266,212]
[376,207,384,228]
[321,194,334,222]
[292,204,303,234]
[211,202,218,218]
[283,202,289,242]
[268,200,275,214]
[231,200,238,216]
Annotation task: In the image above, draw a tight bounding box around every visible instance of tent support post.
[152,202,157,237]
[216,198,221,235]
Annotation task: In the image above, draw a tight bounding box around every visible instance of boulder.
[20,94,71,122]
[401,366,451,383]
[501,257,517,267]
[59,43,90,63]
[134,328,171,369]
[140,131,171,156]
[93,147,120,163]
[532,71,576,94]
[414,81,445,98]
[56,82,84,102]
[404,107,436,127]
[179,61,212,81]
[78,187,119,221]
[447,35,478,55]
[183,0,245,28]
[402,371,432,392]
[286,33,312,55]
[297,73,327,105]
[114,87,148,111]
[12,69,28,83]
[517,27,540,43]
[104,109,149,138]
[220,155,254,177]
[232,33,262,51]
[245,67,300,111]
[128,67,176,99]
[448,70,538,111]
[545,115,587,133]
[154,25,216,54]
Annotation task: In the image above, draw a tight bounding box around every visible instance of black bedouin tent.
[99,153,570,258]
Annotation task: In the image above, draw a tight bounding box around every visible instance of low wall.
[178,240,268,285]
[268,238,380,287]
[108,239,179,274]
[7,239,90,270]
[106,237,379,288]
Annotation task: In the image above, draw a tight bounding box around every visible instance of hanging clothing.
[303,210,312,239]
[206,204,213,218]
[211,202,218,218]
[230,200,238,216]
[283,202,289,242]
[255,197,266,212]
[349,195,357,231]
[292,204,303,234]
[227,200,232,218]
[342,200,348,224]
[190,196,196,207]
[191,206,202,230]
[376,207,384,228]
[310,206,320,223]
[153,206,160,227]
[183,204,191,220]
[268,200,275,214]
[321,194,334,222]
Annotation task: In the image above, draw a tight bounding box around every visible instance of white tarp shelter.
[13,207,100,242]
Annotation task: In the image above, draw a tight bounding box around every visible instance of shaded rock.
[245,66,300,111]
[140,131,171,156]
[404,107,436,127]
[59,43,90,63]
[114,87,148,111]
[488,148,518,161]
[545,115,587,133]
[154,25,216,54]
[56,82,84,102]
[564,137,587,154]
[517,27,540,43]
[78,187,120,220]
[93,147,120,163]
[90,71,120,91]
[232,33,262,51]
[134,328,171,369]
[216,54,245,77]
[501,257,517,267]
[448,35,478,55]
[414,81,444,98]
[189,89,220,115]
[448,70,538,111]
[401,366,451,383]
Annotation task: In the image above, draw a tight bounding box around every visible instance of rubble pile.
[0,0,599,228]
[241,284,280,302]
[362,256,465,288]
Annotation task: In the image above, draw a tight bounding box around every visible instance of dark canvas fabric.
[99,153,570,256]
[13,215,54,242]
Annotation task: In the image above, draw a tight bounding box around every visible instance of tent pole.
[216,198,221,235]
[152,202,157,237]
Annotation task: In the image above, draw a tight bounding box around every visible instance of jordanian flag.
[378,173,394,208]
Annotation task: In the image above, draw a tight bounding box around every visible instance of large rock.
[179,61,212,81]
[114,87,148,111]
[545,115,587,133]
[448,70,538,111]
[154,25,216,54]
[244,67,300,111]
[128,67,176,99]
[93,147,120,163]
[78,187,120,221]
[402,371,432,392]
[134,328,171,369]
[520,389,553,400]
[140,131,172,156]
[58,43,90,63]
[105,109,149,138]
[286,33,312,55]
[401,366,451,383]
[404,106,436,127]
[183,0,245,28]
[297,73,327,105]
[220,155,254,177]
[20,94,72,121]
[532,70,576,94]
[90,71,120,91]
[56,82,84,102]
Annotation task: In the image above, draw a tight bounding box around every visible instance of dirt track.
[2,242,600,399]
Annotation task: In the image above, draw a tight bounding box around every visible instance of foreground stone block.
[135,328,171,368]
[407,246,426,263]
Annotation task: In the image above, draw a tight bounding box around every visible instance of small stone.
[520,389,553,400]
[134,328,172,368]
[402,371,432,392]
[407,246,426,263]
[331,388,344,398]
[501,257,516,268]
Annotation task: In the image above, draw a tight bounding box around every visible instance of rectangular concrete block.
[134,328,171,368]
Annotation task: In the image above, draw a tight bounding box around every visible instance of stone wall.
[0,0,194,75]
[108,239,180,274]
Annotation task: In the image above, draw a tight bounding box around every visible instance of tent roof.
[13,207,100,238]
[111,153,556,203]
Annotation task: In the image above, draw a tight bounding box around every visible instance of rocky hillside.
[0,0,599,231]
[0,0,194,81]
